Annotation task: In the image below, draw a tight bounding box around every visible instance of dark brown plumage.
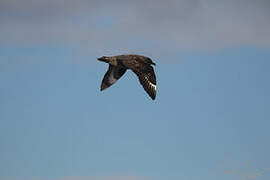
[98,54,157,100]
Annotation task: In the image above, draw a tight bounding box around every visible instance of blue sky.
[1,1,270,180]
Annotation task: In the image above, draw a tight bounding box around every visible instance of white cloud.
[1,0,270,51]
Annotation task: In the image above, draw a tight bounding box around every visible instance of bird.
[97,54,157,100]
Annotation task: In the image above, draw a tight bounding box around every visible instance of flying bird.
[98,54,157,100]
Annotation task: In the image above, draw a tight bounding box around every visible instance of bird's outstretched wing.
[132,65,156,100]
[101,65,126,91]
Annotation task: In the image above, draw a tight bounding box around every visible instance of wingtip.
[100,83,108,91]
[100,86,104,91]
[149,92,156,100]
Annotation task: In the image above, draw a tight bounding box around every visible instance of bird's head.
[97,56,109,63]
[97,56,117,66]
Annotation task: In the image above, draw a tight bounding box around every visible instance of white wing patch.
[149,81,157,91]
[145,76,156,91]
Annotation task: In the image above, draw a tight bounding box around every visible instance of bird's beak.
[97,57,107,62]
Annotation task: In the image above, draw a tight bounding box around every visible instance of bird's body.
[98,54,157,100]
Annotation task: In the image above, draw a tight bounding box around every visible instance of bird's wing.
[101,65,126,91]
[132,65,156,100]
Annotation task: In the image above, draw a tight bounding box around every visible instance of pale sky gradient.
[0,1,270,180]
